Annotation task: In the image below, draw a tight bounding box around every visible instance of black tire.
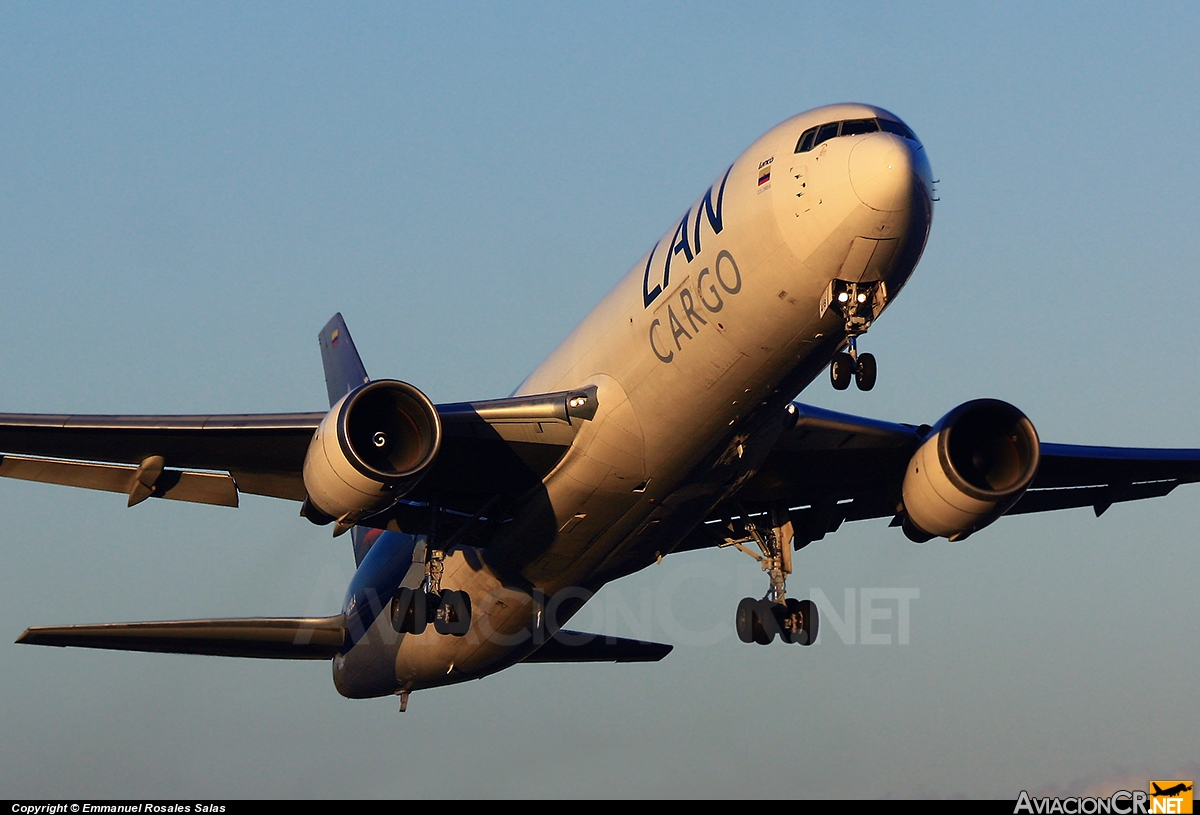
[778,598,804,644]
[830,353,853,390]
[390,587,427,635]
[435,589,472,636]
[753,599,777,645]
[796,598,819,646]
[735,597,758,644]
[855,353,877,391]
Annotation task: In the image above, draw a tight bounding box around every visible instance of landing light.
[568,396,588,409]
[837,292,850,303]
[856,293,868,304]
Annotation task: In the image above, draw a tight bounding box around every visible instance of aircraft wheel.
[752,599,777,645]
[796,598,819,646]
[434,590,472,636]
[735,597,759,644]
[390,587,427,635]
[776,598,803,644]
[830,353,853,390]
[855,353,877,391]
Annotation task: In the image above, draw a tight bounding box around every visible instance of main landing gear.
[824,279,884,392]
[390,587,471,636]
[719,508,819,646]
[390,542,472,637]
[736,596,818,645]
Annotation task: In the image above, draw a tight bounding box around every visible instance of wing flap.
[17,616,346,660]
[0,453,239,507]
[1010,481,1182,517]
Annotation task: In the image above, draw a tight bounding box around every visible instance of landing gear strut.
[720,508,820,646]
[823,279,884,392]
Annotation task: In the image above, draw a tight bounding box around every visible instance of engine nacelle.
[901,399,1040,541]
[302,380,442,524]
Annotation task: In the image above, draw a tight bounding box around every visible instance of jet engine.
[302,380,442,525]
[901,399,1040,541]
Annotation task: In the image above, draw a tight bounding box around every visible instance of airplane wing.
[0,312,600,533]
[0,412,322,505]
[699,402,1200,547]
[0,389,598,520]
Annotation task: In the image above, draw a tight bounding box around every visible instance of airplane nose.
[848,133,916,212]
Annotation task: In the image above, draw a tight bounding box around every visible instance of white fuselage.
[333,103,934,698]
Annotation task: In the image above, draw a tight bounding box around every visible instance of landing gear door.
[819,280,836,320]
[871,281,888,320]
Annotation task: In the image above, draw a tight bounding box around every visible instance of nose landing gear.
[720,508,820,647]
[822,279,885,392]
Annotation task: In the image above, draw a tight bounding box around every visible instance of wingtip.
[16,626,61,646]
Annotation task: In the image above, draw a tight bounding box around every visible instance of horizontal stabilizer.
[522,630,673,663]
[17,615,345,660]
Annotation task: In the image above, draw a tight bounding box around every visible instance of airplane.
[8,102,1200,710]
[1152,783,1193,798]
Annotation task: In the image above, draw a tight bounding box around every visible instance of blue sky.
[1,2,1198,798]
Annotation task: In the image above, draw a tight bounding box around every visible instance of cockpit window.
[839,118,878,136]
[813,122,840,148]
[878,118,918,141]
[796,127,817,153]
[795,117,919,153]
